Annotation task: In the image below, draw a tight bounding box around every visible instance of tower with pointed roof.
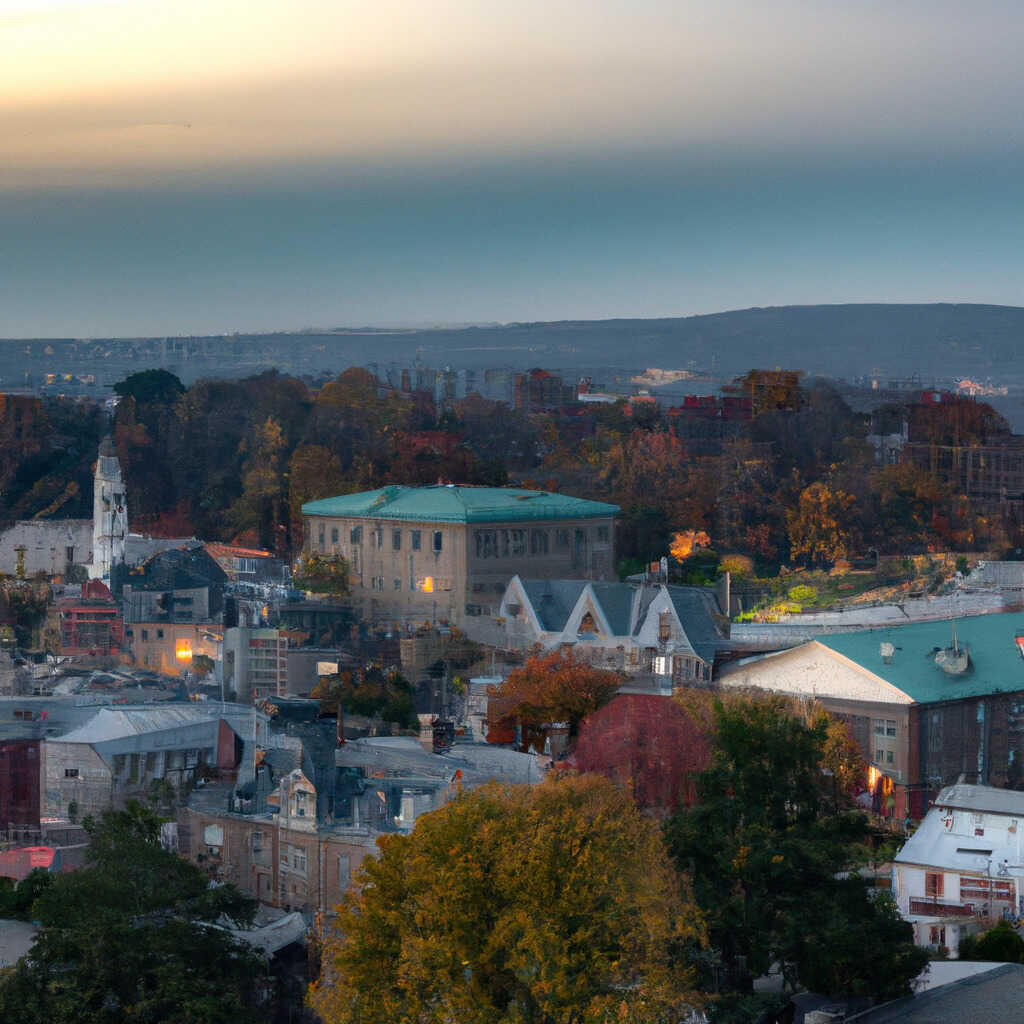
[90,436,128,580]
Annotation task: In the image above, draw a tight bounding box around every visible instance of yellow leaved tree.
[309,774,704,1024]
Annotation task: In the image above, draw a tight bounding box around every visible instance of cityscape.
[6,2,1024,1023]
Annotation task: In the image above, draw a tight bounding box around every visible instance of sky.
[3,0,1024,336]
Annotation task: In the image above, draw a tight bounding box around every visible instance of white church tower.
[90,436,128,580]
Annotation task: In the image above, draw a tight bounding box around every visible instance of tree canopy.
[310,774,704,1024]
[0,802,270,1024]
[489,651,623,738]
[664,694,927,1010]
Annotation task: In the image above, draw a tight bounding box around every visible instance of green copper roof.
[818,612,1024,704]
[302,485,619,524]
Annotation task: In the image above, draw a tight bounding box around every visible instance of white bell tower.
[90,436,128,580]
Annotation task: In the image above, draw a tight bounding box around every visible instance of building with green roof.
[301,485,618,630]
[719,611,1024,819]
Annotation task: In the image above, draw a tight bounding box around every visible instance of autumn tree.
[309,774,704,1024]
[230,416,288,550]
[670,529,711,563]
[787,481,856,567]
[490,651,623,738]
[664,694,926,1007]
[287,444,347,548]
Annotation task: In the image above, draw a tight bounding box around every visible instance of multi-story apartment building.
[223,627,292,704]
[301,485,618,629]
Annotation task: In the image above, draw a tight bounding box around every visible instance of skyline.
[4,1,1024,336]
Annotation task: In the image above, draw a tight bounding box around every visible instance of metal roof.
[817,612,1024,704]
[302,485,619,523]
[928,781,1024,818]
[55,706,220,743]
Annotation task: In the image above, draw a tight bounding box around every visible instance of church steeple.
[90,436,128,580]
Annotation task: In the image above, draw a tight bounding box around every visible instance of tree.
[309,774,704,1024]
[958,919,1024,962]
[670,530,712,563]
[664,694,926,1008]
[312,667,416,728]
[113,369,185,405]
[0,801,269,1024]
[490,651,623,739]
[787,482,856,567]
[293,553,351,598]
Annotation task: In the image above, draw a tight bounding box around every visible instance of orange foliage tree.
[309,774,704,1024]
[787,481,856,567]
[490,651,623,738]
[670,529,711,563]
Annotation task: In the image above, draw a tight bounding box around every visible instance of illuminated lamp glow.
[175,640,193,661]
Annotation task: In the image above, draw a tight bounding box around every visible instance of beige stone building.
[301,485,618,629]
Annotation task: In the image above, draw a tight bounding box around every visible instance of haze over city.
[4,0,1024,336]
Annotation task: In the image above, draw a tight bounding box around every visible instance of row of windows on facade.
[474,526,606,559]
[63,748,204,780]
[317,524,611,557]
[242,832,351,884]
[319,525,443,553]
[368,576,453,592]
[924,872,1016,901]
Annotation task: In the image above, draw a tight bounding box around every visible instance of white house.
[893,782,1024,954]
[498,575,728,686]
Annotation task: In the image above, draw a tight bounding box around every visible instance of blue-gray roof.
[667,586,729,663]
[520,580,588,632]
[818,611,1024,703]
[302,485,619,524]
[589,582,635,637]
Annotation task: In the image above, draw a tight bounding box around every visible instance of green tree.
[0,801,269,1023]
[293,553,351,598]
[310,774,704,1024]
[664,694,926,1008]
[113,369,186,405]
[958,919,1024,963]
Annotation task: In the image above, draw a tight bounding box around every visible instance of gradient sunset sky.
[3,0,1023,336]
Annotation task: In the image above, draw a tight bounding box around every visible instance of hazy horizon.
[4,2,1024,336]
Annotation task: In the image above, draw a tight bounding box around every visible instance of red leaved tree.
[489,651,623,740]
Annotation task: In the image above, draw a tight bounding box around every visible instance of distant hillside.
[399,303,1024,379]
[4,303,1024,385]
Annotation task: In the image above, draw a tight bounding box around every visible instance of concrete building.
[128,622,221,676]
[719,613,1024,818]
[43,703,263,820]
[302,485,618,630]
[893,782,1024,953]
[0,519,93,578]
[499,576,729,685]
[223,627,293,704]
